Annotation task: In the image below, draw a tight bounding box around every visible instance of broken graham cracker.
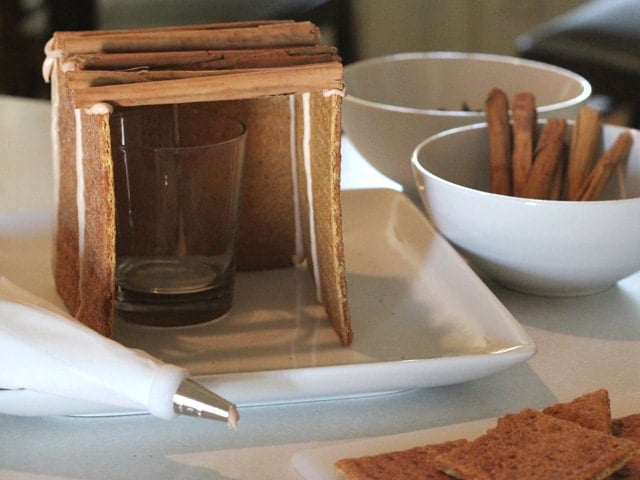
[543,388,612,433]
[614,413,640,443]
[335,439,468,480]
[434,409,638,480]
[613,413,640,479]
[333,390,630,479]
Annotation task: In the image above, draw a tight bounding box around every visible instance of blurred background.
[2,0,636,124]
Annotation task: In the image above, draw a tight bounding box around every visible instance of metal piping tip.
[172,378,239,429]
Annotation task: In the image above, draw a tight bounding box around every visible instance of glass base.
[115,256,234,327]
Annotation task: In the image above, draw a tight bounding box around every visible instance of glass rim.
[110,106,247,151]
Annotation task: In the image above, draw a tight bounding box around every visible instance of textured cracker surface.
[543,388,612,432]
[435,409,637,480]
[613,413,640,479]
[335,440,467,480]
[53,68,81,315]
[73,111,115,337]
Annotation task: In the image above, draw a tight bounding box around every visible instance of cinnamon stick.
[567,106,601,200]
[67,69,229,89]
[549,155,566,200]
[578,131,633,201]
[511,92,537,196]
[67,46,338,72]
[56,21,321,55]
[72,62,344,108]
[55,20,290,39]
[523,118,567,200]
[66,48,341,90]
[485,88,513,195]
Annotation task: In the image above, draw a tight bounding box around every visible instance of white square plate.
[0,189,534,413]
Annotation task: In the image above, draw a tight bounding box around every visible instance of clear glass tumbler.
[111,104,246,326]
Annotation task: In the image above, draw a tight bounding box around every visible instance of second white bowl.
[412,121,640,296]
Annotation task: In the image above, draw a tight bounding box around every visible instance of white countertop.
[2,94,640,479]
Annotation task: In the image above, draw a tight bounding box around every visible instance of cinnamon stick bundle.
[66,46,340,89]
[578,131,634,201]
[567,106,601,200]
[485,88,513,195]
[511,92,537,196]
[483,93,634,202]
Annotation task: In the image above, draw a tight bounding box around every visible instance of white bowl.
[344,52,592,200]
[412,122,640,296]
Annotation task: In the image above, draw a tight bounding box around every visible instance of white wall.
[351,0,587,60]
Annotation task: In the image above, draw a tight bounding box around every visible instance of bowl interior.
[345,53,590,114]
[414,122,640,202]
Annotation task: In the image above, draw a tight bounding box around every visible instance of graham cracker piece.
[74,110,116,336]
[614,414,640,442]
[305,91,351,345]
[435,409,638,480]
[543,388,612,432]
[613,413,640,479]
[51,65,81,316]
[193,97,297,271]
[335,439,467,480]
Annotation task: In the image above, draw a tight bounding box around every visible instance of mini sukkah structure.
[43,20,352,345]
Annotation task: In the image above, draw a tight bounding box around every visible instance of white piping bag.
[0,276,238,426]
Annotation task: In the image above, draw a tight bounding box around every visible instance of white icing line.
[302,92,322,304]
[323,88,345,98]
[73,104,110,273]
[289,95,305,264]
[74,109,86,261]
[50,59,60,242]
[42,58,55,84]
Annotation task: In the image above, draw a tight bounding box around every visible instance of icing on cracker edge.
[73,109,86,265]
[42,37,62,83]
[289,95,305,265]
[50,53,61,248]
[302,92,323,304]
[73,103,114,268]
[85,102,114,115]
[322,88,345,98]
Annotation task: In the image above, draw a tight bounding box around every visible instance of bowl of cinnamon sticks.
[412,92,640,296]
[343,52,591,201]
